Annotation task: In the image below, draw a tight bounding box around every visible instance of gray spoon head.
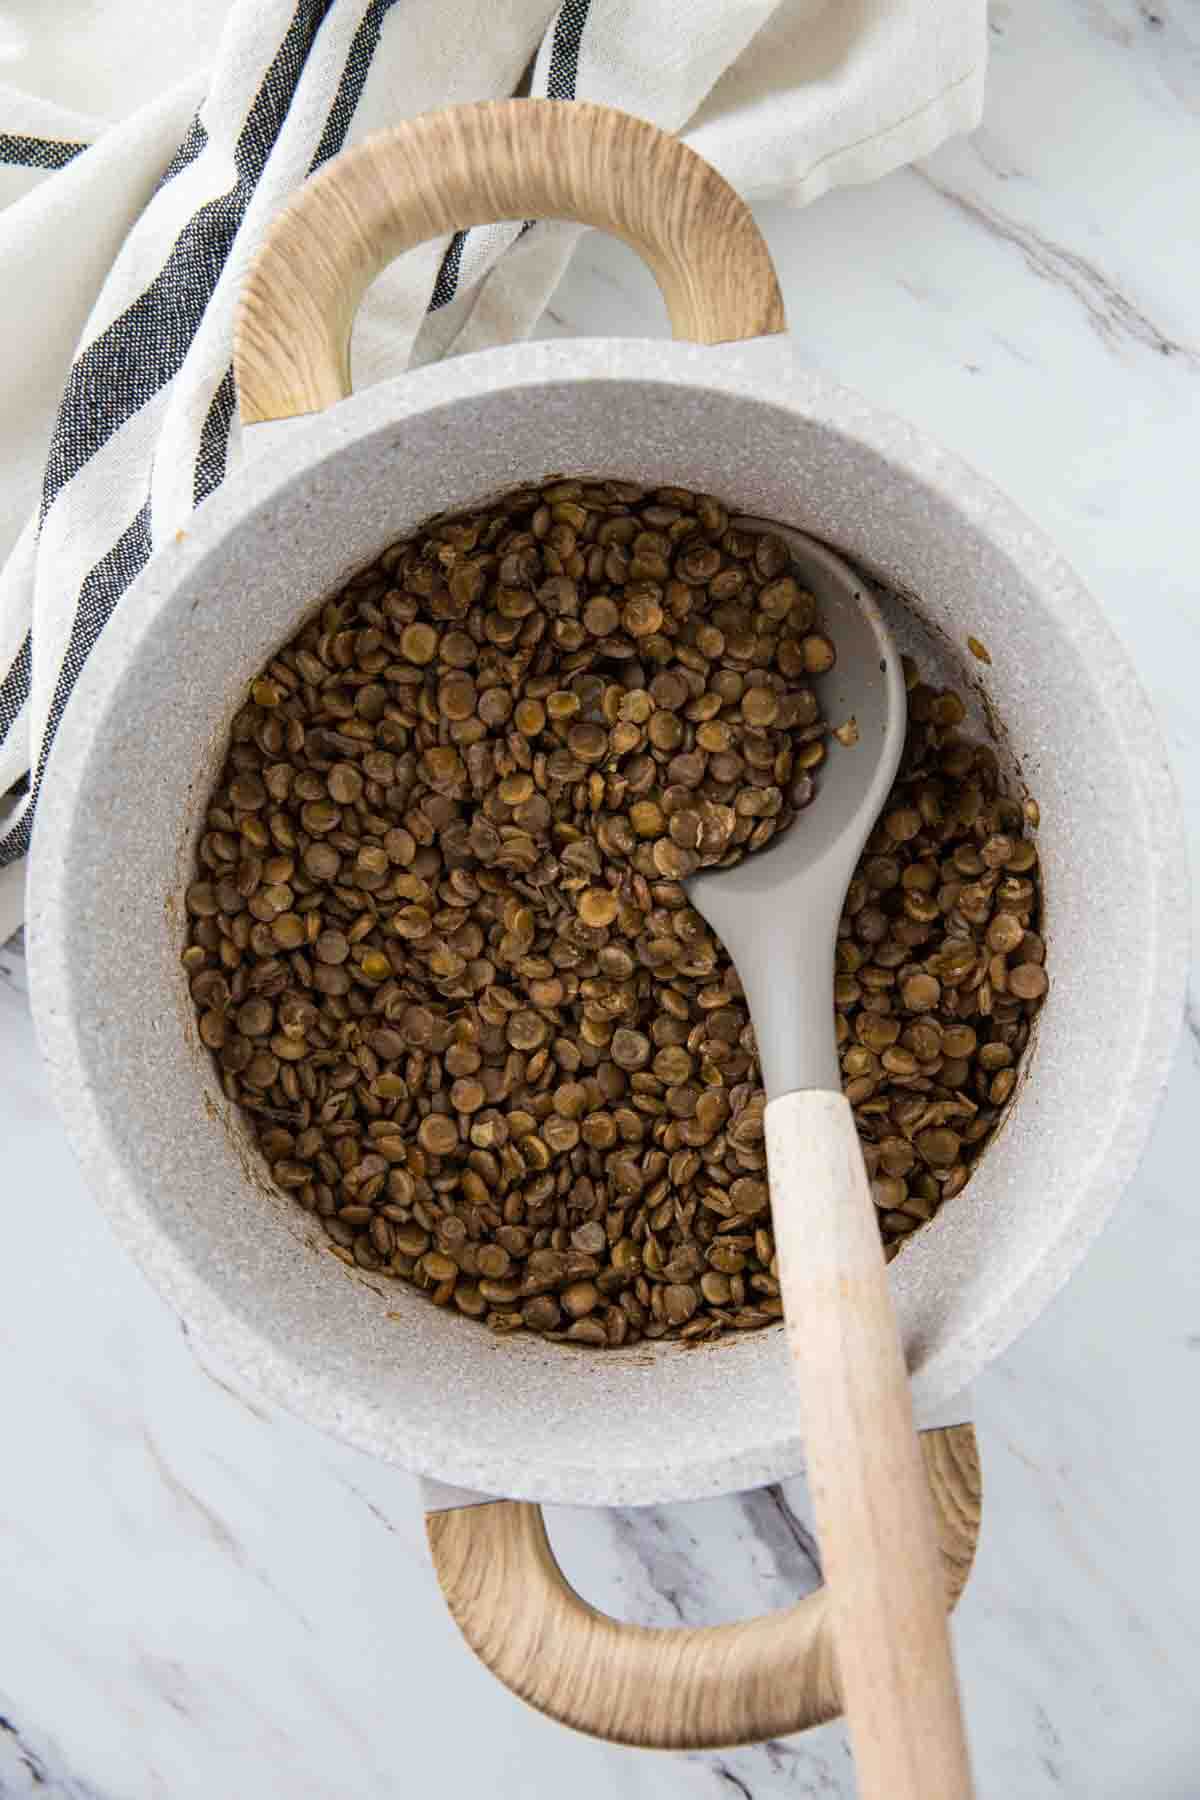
[686,524,907,1098]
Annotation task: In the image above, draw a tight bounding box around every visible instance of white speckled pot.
[29,329,1187,1510]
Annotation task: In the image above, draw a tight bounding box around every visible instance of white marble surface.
[3,1,1199,1793]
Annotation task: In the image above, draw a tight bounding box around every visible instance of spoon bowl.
[686,522,907,1095]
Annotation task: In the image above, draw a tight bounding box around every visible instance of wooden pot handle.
[234,98,785,426]
[425,1422,980,1751]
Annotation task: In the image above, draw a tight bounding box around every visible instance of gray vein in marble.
[1183,991,1200,1071]
[143,1425,323,1641]
[1034,1703,1066,1786]
[1075,0,1140,47]
[0,1708,113,1800]
[141,1426,317,1632]
[179,1322,273,1424]
[141,1427,242,1561]
[133,1656,194,1721]
[1003,1428,1200,1696]
[895,274,951,312]
[719,1476,831,1605]
[708,1763,753,1800]
[968,126,1029,182]
[0,928,26,994]
[915,169,1200,366]
[1072,0,1200,115]
[741,1486,823,1589]
[699,1734,852,1799]
[767,1489,821,1569]
[1138,4,1200,119]
[0,1712,46,1792]
[761,1736,847,1786]
[988,329,1037,366]
[608,1510,691,1623]
[334,1475,401,1538]
[603,1495,821,1627]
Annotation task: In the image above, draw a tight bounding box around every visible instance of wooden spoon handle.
[235,98,785,426]
[424,1423,981,1750]
[765,1088,975,1797]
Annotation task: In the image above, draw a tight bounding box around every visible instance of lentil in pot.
[182,479,1045,1348]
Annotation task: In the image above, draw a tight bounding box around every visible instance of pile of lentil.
[182,477,1046,1349]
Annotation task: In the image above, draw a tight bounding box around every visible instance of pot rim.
[29,338,1190,1505]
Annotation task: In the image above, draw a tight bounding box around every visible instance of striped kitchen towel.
[0,0,985,937]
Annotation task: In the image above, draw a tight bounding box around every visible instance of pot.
[29,102,1187,1750]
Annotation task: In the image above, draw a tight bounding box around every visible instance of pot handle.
[233,98,786,426]
[424,1422,981,1750]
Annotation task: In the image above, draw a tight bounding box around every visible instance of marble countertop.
[3,2,1198,1794]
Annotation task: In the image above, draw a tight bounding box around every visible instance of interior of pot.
[31,342,1184,1507]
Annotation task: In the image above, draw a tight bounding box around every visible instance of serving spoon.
[686,523,975,1800]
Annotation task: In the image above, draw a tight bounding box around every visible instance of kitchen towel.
[0,0,986,939]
